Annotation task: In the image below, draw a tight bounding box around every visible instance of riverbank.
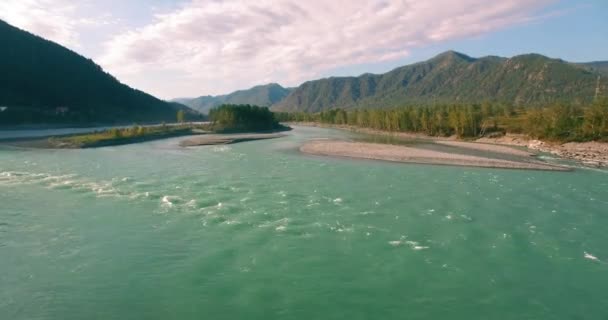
[3,127,199,149]
[301,140,571,171]
[0,121,209,131]
[0,124,291,149]
[291,122,608,167]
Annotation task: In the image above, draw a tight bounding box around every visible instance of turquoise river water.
[1,126,607,319]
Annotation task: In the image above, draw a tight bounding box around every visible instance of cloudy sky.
[1,0,607,99]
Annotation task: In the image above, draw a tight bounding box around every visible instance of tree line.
[274,99,608,142]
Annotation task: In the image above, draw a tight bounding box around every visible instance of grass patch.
[47,122,291,148]
[49,124,204,148]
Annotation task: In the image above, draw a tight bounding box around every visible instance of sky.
[1,0,607,99]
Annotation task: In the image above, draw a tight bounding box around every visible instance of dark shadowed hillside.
[273,51,607,112]
[0,19,196,125]
[177,83,291,114]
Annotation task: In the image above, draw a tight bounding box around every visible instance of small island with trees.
[207,104,288,133]
[179,104,291,147]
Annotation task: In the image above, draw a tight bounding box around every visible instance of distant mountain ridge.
[579,61,608,75]
[0,19,195,125]
[176,83,292,114]
[5,12,603,124]
[273,51,608,112]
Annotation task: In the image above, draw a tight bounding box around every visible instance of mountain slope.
[273,51,607,112]
[579,61,608,75]
[178,83,291,114]
[0,19,195,125]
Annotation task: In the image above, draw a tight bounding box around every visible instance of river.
[1,126,607,319]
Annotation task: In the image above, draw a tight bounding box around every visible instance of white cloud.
[0,0,82,48]
[3,0,556,98]
[0,0,116,50]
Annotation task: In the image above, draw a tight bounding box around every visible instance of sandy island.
[292,123,608,168]
[179,133,286,147]
[300,140,571,171]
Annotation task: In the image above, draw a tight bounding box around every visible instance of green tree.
[582,98,608,139]
[177,110,185,123]
[109,128,122,138]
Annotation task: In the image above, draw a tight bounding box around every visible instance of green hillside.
[0,19,196,125]
[273,51,607,112]
[177,83,291,114]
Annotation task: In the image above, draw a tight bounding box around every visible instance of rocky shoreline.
[476,135,608,168]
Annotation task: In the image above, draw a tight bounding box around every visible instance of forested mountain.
[176,83,291,114]
[0,19,196,125]
[273,51,607,112]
